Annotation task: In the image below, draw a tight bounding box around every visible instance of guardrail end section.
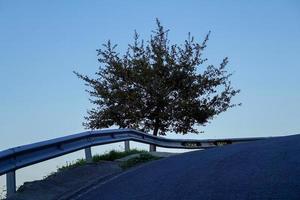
[6,170,16,198]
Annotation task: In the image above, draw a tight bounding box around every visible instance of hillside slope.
[79,134,300,200]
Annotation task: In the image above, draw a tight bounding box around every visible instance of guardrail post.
[124,140,130,151]
[149,144,156,152]
[85,147,93,164]
[6,170,16,198]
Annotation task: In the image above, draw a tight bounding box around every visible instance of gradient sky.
[0,0,300,190]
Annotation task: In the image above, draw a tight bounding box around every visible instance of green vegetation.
[57,158,87,172]
[57,149,147,171]
[120,153,160,169]
[92,149,147,162]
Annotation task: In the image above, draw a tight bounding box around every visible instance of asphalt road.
[78,134,300,200]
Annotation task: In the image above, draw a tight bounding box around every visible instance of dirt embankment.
[7,151,176,200]
[8,161,122,200]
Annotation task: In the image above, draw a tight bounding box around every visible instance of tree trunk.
[149,124,159,152]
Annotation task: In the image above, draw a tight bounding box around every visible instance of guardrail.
[0,129,267,197]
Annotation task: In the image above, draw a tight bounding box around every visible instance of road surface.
[77,134,300,200]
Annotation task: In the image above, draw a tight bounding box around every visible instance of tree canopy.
[75,19,240,138]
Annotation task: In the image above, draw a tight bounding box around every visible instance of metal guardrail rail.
[0,129,267,197]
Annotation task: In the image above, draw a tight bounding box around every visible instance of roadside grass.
[57,158,87,172]
[120,152,160,169]
[57,149,147,172]
[92,149,147,162]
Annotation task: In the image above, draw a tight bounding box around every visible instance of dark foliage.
[75,19,240,136]
[120,153,160,169]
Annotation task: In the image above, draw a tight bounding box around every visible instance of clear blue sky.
[1,0,300,148]
[1,0,300,190]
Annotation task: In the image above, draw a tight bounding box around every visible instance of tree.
[75,19,240,151]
